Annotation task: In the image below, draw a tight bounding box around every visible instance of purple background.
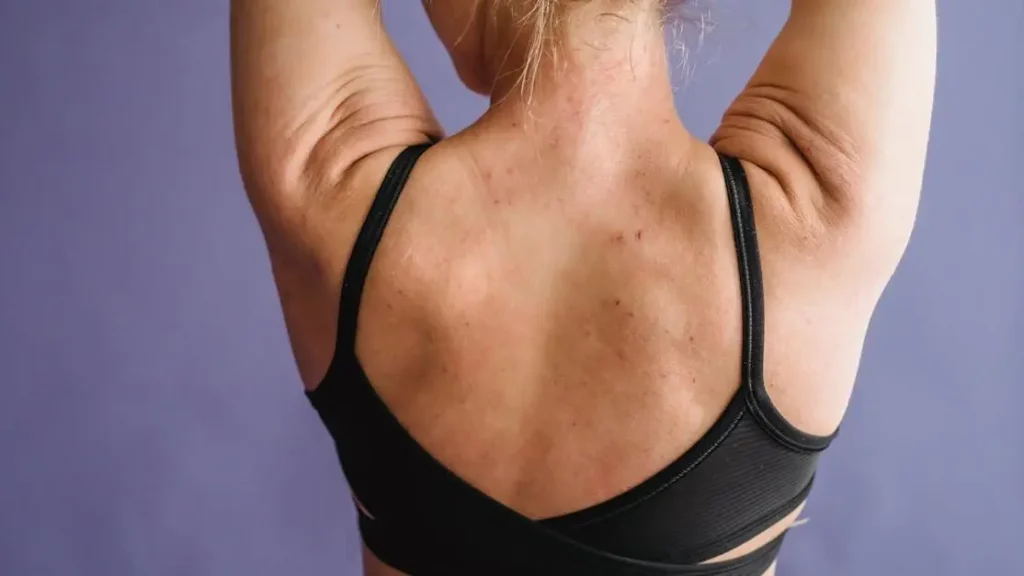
[1,1,1021,575]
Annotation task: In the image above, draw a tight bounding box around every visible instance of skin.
[230,1,937,574]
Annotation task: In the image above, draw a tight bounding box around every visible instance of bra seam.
[665,474,816,565]
[558,405,749,530]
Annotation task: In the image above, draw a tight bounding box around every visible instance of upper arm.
[712,0,937,265]
[230,0,441,226]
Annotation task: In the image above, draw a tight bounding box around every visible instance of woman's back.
[230,1,936,574]
[299,135,857,574]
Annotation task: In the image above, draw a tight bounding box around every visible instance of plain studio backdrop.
[1,2,1021,575]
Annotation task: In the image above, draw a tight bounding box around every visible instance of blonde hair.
[493,0,694,100]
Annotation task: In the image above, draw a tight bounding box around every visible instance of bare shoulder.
[256,145,431,389]
[725,160,886,437]
[655,146,885,437]
[273,140,486,389]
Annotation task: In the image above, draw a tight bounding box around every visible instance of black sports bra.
[307,143,839,575]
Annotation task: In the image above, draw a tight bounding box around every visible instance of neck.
[481,1,679,123]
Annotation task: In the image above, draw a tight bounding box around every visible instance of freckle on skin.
[635,230,643,241]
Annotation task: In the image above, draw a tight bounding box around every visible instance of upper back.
[288,132,873,521]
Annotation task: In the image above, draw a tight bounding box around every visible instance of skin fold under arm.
[230,0,440,222]
[713,0,937,255]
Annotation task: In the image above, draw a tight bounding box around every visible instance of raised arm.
[712,0,937,264]
[230,0,440,224]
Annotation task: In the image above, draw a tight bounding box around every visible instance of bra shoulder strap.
[335,143,434,358]
[718,154,837,452]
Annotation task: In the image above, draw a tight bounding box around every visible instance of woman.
[230,1,936,574]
